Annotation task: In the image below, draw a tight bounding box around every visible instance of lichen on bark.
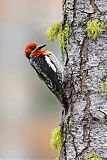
[60,0,107,160]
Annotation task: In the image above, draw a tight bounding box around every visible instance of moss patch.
[96,78,107,96]
[50,126,63,150]
[85,19,105,39]
[46,22,61,42]
[85,152,102,160]
[46,21,69,49]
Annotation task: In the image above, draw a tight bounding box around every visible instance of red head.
[24,42,47,59]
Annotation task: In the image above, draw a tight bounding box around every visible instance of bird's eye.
[26,50,31,55]
[26,51,31,59]
[30,46,36,50]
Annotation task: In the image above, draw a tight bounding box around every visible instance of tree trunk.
[61,0,107,159]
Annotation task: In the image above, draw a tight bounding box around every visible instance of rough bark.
[61,0,107,159]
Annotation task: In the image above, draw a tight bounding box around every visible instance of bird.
[24,42,68,109]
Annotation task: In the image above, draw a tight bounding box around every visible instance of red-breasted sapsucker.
[24,42,68,109]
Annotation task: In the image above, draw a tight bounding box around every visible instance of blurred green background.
[0,0,62,159]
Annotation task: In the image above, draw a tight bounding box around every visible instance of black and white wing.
[29,52,68,109]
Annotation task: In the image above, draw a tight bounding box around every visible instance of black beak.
[36,44,46,50]
[31,44,46,56]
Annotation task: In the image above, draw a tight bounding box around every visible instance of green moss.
[58,21,69,49]
[85,152,102,160]
[57,30,65,49]
[96,78,107,96]
[50,126,63,150]
[85,19,104,39]
[46,20,69,49]
[101,78,107,96]
[46,22,61,42]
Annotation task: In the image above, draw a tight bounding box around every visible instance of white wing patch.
[45,55,56,72]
